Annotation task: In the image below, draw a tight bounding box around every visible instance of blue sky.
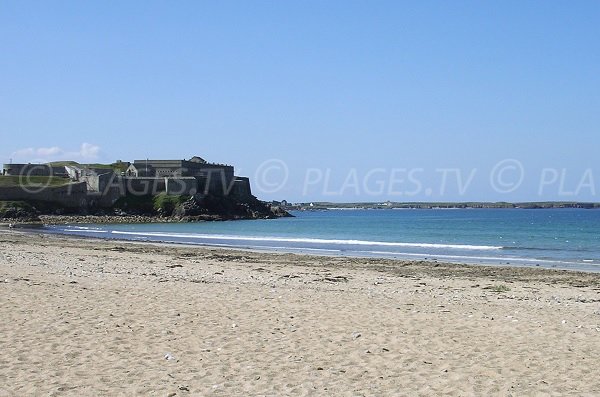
[1,1,599,202]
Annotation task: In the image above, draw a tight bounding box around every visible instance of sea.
[44,208,600,272]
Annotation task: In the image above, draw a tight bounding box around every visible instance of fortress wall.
[165,178,198,196]
[0,182,88,207]
[122,177,167,196]
[232,177,252,197]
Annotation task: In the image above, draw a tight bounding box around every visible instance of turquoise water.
[45,209,600,272]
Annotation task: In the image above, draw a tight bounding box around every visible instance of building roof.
[188,156,207,164]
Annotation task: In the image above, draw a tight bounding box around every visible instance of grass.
[153,193,189,214]
[0,175,72,187]
[48,161,80,166]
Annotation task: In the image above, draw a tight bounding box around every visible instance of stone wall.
[165,177,198,195]
[232,177,252,197]
[0,182,88,207]
[0,172,250,210]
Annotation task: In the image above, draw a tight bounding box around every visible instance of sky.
[1,1,599,202]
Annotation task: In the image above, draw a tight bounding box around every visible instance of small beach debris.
[164,352,175,360]
[319,275,348,283]
[166,264,183,268]
[352,332,362,339]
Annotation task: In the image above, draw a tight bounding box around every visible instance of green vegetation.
[48,161,80,167]
[83,162,126,170]
[110,162,130,173]
[0,175,72,187]
[0,200,38,219]
[0,200,33,212]
[153,193,189,214]
[111,194,190,215]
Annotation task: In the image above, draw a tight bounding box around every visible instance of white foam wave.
[62,229,108,234]
[108,231,501,250]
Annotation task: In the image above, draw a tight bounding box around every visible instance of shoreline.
[4,227,600,284]
[12,222,600,274]
[1,229,599,395]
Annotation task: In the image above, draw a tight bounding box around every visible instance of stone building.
[0,155,253,208]
[126,157,233,180]
[124,156,242,196]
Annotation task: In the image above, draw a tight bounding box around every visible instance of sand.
[1,229,599,396]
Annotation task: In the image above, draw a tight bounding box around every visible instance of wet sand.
[1,230,599,396]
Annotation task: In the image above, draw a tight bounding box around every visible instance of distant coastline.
[284,201,600,211]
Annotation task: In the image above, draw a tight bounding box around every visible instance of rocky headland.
[0,194,292,225]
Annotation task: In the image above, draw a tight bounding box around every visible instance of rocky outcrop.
[3,193,293,225]
[172,194,293,220]
[0,202,41,223]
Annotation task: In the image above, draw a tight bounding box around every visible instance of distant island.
[0,156,291,223]
[278,201,600,210]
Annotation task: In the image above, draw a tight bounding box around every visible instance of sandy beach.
[1,229,599,396]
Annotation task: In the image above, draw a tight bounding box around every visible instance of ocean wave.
[107,230,502,250]
[364,250,586,264]
[503,245,594,253]
[61,229,108,234]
